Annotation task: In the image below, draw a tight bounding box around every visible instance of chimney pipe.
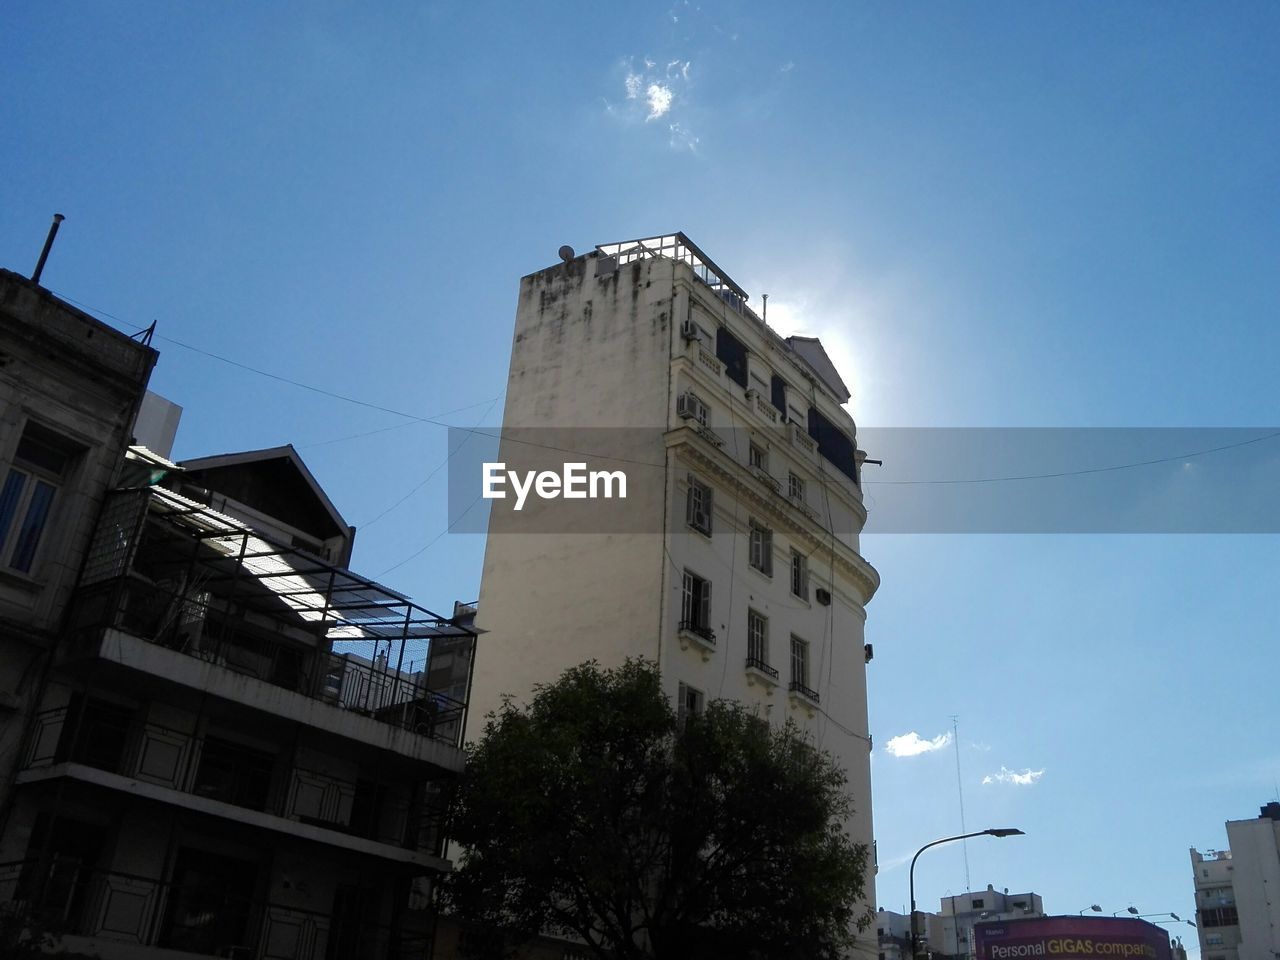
[31,214,65,285]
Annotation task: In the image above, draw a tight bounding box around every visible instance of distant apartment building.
[470,234,880,954]
[878,886,1045,960]
[0,271,477,958]
[1192,801,1280,960]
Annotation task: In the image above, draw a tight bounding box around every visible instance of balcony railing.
[745,657,778,680]
[68,487,475,748]
[0,859,432,960]
[23,706,450,857]
[789,680,820,703]
[678,620,716,644]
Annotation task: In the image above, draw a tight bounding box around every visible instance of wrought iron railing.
[678,620,716,644]
[788,680,820,703]
[745,657,778,680]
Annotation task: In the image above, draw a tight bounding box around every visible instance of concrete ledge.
[17,762,450,871]
[94,628,464,773]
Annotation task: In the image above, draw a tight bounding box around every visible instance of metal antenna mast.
[952,715,971,892]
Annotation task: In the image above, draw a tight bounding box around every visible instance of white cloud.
[982,766,1045,786]
[885,731,953,758]
[645,83,674,120]
[609,56,696,148]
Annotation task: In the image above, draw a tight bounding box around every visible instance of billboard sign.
[975,917,1172,960]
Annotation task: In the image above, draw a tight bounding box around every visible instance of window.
[749,442,767,471]
[686,476,713,535]
[1206,935,1224,947]
[747,609,768,665]
[771,374,787,415]
[788,471,806,502]
[748,520,772,576]
[808,406,859,485]
[790,549,808,600]
[971,899,985,909]
[790,635,810,691]
[0,423,75,573]
[680,570,712,639]
[715,327,749,388]
[677,682,704,728]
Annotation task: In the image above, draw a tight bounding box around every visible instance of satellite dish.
[558,245,575,262]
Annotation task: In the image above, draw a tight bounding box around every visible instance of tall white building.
[1192,802,1280,960]
[470,233,881,953]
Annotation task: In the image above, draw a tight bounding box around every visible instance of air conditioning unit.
[815,587,831,606]
[680,319,701,342]
[677,392,708,424]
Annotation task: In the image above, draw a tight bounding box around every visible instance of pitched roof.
[178,444,350,541]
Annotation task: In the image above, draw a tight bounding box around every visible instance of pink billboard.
[974,916,1173,960]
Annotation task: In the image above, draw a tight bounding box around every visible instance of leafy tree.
[442,659,870,959]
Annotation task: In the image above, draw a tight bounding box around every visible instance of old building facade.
[470,233,880,955]
[0,271,477,959]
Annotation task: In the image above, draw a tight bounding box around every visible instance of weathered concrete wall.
[470,253,674,726]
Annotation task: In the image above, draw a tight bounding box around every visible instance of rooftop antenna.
[31,213,65,285]
[952,715,972,892]
[762,293,768,323]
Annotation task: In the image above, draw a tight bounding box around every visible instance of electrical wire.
[53,288,1280,489]
[48,288,502,432]
[357,396,501,529]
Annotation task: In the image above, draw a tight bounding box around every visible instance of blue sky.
[3,2,1278,950]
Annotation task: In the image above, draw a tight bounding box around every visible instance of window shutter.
[699,579,711,628]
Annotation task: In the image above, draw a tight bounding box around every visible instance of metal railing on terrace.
[597,233,758,319]
[0,859,432,959]
[67,486,476,748]
[23,705,450,856]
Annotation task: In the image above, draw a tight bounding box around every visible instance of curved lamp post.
[1138,913,1181,922]
[1113,907,1140,917]
[1079,905,1103,915]
[909,829,1025,960]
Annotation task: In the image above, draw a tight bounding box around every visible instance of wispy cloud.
[607,56,697,149]
[982,766,1045,786]
[885,731,953,758]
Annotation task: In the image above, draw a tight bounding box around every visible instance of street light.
[1138,913,1181,922]
[1113,907,1139,917]
[1079,905,1103,915]
[909,829,1025,960]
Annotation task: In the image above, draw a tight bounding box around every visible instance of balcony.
[677,619,716,660]
[64,488,475,756]
[20,704,449,865]
[744,656,779,692]
[788,681,820,715]
[0,859,432,960]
